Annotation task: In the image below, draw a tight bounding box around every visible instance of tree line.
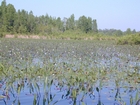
[0,0,98,35]
[0,0,138,36]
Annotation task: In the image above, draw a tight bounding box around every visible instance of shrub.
[117,34,140,45]
[0,33,5,38]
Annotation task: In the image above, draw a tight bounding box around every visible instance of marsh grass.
[0,39,140,105]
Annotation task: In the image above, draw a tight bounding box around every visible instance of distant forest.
[0,0,138,36]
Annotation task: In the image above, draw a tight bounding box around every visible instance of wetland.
[0,39,140,105]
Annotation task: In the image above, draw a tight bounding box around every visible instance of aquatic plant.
[0,39,139,105]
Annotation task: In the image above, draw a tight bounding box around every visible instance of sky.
[1,0,140,31]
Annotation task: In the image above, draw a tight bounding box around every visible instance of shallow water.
[0,84,139,105]
[0,39,140,105]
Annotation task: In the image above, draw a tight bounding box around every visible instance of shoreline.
[4,34,117,41]
[5,34,47,39]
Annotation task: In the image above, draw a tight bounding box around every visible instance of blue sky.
[1,0,140,31]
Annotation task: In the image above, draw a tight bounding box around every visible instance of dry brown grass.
[5,35,47,39]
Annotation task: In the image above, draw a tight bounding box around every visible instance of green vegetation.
[0,39,140,104]
[0,0,140,104]
[117,34,140,45]
[0,0,98,35]
[0,0,139,45]
[0,32,5,38]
